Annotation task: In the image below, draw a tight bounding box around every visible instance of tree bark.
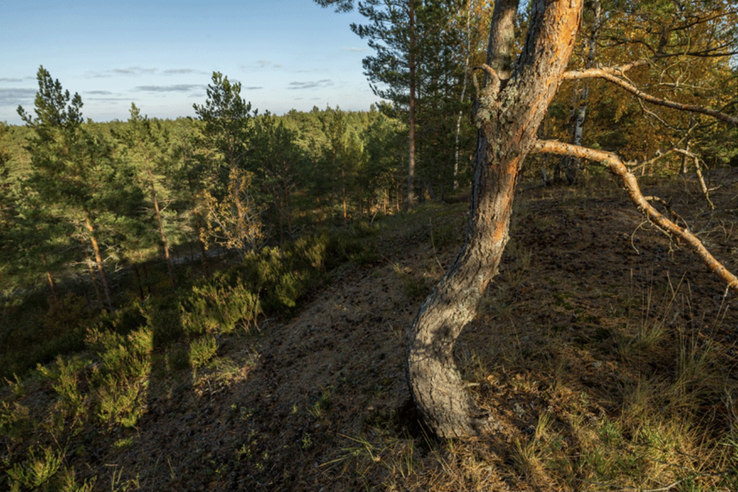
[453,0,474,191]
[407,0,417,210]
[80,236,103,307]
[41,254,58,303]
[562,0,600,184]
[144,155,175,288]
[407,0,582,439]
[84,215,114,312]
[342,166,348,222]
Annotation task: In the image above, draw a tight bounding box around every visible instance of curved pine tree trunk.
[407,0,582,439]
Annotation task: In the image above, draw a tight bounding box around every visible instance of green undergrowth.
[0,225,381,491]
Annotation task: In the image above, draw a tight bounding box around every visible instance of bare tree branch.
[626,148,675,174]
[673,147,715,209]
[561,68,738,127]
[532,139,738,294]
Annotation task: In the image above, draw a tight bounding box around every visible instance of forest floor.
[5,170,738,491]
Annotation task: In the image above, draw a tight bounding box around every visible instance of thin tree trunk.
[396,178,401,212]
[284,180,293,239]
[454,0,474,191]
[563,0,600,184]
[144,155,175,288]
[278,202,284,246]
[407,0,417,210]
[41,254,58,303]
[133,263,145,301]
[674,147,715,210]
[187,174,211,279]
[196,216,211,279]
[84,216,114,312]
[342,166,348,222]
[142,262,151,295]
[680,141,690,174]
[81,237,103,307]
[407,0,582,439]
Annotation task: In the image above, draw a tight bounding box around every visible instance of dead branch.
[673,147,715,209]
[626,148,675,175]
[561,68,738,127]
[532,139,738,294]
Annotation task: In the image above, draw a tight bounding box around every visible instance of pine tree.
[18,67,136,311]
[248,113,306,243]
[350,0,419,208]
[193,72,261,257]
[117,103,177,288]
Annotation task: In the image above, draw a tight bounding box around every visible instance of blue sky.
[0,0,377,124]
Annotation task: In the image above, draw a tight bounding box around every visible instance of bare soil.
[60,171,738,490]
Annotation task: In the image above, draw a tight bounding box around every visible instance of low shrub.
[85,326,153,428]
[180,276,260,336]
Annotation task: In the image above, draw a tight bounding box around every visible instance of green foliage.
[6,446,64,492]
[189,335,218,370]
[85,326,153,427]
[36,356,89,421]
[241,233,331,313]
[0,401,31,441]
[328,226,381,266]
[0,293,91,381]
[180,277,260,336]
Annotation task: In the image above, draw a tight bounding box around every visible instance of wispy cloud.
[85,90,114,96]
[241,60,283,71]
[243,86,263,90]
[134,84,205,93]
[87,66,205,78]
[0,88,37,107]
[162,68,208,76]
[112,66,158,76]
[87,97,132,103]
[0,77,26,83]
[257,59,282,69]
[341,47,368,52]
[287,79,334,90]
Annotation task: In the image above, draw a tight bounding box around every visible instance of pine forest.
[2,1,738,490]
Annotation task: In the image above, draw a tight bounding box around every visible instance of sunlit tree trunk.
[407,0,582,438]
[84,215,114,312]
[144,155,175,288]
[80,236,103,307]
[342,166,348,222]
[41,254,58,303]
